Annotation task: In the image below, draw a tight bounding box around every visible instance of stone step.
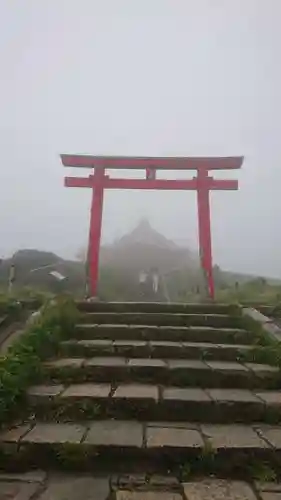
[1,420,280,474]
[42,357,280,389]
[78,312,242,329]
[74,324,253,344]
[77,301,238,316]
[60,339,254,362]
[27,383,281,424]
[0,472,268,500]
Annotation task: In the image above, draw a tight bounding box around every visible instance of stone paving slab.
[163,387,210,402]
[85,357,127,367]
[113,384,159,401]
[245,363,279,375]
[146,426,204,448]
[256,392,281,405]
[259,494,281,500]
[21,423,85,444]
[206,361,249,372]
[183,479,257,499]
[128,358,167,368]
[84,420,143,447]
[258,426,281,449]
[0,425,32,443]
[206,388,261,403]
[27,385,65,398]
[201,424,268,449]
[44,358,84,370]
[256,482,281,492]
[62,383,111,398]
[0,470,46,483]
[0,480,40,500]
[37,474,110,500]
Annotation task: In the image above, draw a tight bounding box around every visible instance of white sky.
[0,0,280,277]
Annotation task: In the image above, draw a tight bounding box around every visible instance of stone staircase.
[1,301,281,499]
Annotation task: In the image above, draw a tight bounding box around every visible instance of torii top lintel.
[61,154,243,171]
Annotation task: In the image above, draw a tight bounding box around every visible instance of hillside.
[0,249,85,294]
[0,220,279,301]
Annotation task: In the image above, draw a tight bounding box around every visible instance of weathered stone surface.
[113,384,158,401]
[181,341,214,349]
[85,357,127,367]
[149,341,183,357]
[206,361,248,372]
[0,470,46,483]
[260,493,281,500]
[38,475,110,500]
[146,426,203,448]
[201,424,268,449]
[44,358,84,369]
[256,482,281,492]
[84,420,143,447]
[114,340,147,348]
[256,392,281,405]
[61,383,111,398]
[262,322,281,337]
[167,360,207,370]
[163,387,210,402]
[114,340,148,357]
[148,475,179,487]
[22,423,85,444]
[215,343,252,352]
[149,341,182,349]
[207,388,261,403]
[78,339,113,347]
[27,385,65,397]
[116,474,146,488]
[0,425,32,443]
[183,479,257,499]
[116,492,182,499]
[128,359,166,368]
[245,363,279,374]
[0,481,40,500]
[258,426,281,449]
[243,307,270,324]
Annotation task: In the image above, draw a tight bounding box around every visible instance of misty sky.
[0,1,280,278]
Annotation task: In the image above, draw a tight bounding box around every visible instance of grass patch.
[0,295,79,427]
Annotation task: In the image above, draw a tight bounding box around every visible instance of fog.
[0,1,280,278]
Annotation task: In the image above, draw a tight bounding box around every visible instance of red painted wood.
[61,154,243,171]
[64,177,93,188]
[88,169,105,297]
[64,176,238,191]
[197,170,214,299]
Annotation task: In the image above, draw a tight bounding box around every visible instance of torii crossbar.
[61,155,243,299]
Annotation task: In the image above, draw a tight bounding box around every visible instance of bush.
[0,295,79,426]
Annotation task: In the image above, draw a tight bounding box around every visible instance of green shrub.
[0,295,79,426]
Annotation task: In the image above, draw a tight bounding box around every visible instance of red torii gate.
[61,155,243,299]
